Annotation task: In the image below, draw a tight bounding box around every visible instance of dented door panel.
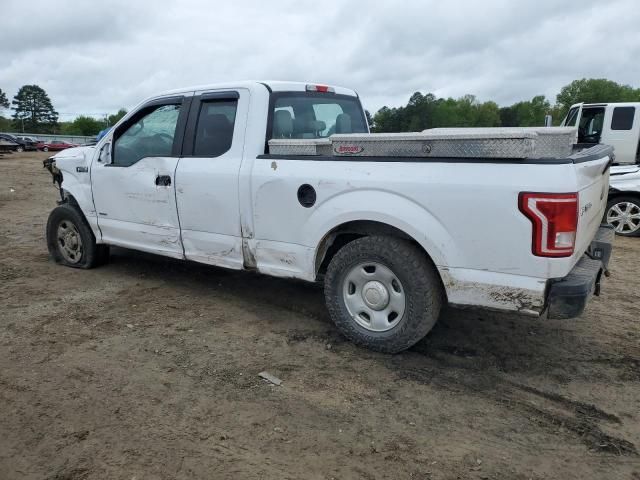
[174,89,249,269]
[91,157,183,257]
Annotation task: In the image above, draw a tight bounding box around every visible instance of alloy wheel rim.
[607,202,640,234]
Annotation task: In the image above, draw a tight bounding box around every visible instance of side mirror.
[99,142,112,164]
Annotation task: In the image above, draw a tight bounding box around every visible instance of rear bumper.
[546,225,614,319]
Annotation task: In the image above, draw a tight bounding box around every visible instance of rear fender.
[308,189,457,269]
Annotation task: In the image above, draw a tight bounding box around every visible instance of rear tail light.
[519,192,578,257]
[306,84,335,93]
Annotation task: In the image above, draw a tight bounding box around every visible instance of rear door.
[91,95,192,258]
[174,89,248,269]
[600,105,639,164]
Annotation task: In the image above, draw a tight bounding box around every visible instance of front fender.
[48,147,100,238]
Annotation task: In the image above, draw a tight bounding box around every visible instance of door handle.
[155,175,171,187]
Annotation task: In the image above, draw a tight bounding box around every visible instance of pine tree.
[11,85,59,133]
[0,88,9,109]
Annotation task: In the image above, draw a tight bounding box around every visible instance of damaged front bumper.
[43,157,64,201]
[546,225,614,319]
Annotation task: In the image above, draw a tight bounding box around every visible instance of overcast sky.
[1,0,639,120]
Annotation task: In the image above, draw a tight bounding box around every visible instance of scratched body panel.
[91,156,183,257]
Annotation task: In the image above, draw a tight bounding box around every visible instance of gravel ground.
[1,151,639,479]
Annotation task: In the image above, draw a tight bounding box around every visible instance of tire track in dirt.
[391,349,637,457]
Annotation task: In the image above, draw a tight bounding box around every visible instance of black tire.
[324,235,443,353]
[43,146,49,152]
[16,146,24,153]
[46,203,109,268]
[605,196,640,237]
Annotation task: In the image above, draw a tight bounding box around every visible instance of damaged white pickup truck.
[44,81,614,353]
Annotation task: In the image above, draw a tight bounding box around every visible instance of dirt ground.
[0,151,638,480]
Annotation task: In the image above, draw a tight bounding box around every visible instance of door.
[91,95,191,258]
[577,106,606,144]
[174,89,248,269]
[601,105,639,164]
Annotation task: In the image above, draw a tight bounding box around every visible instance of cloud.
[1,0,639,119]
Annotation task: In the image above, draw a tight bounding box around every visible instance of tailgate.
[572,145,613,256]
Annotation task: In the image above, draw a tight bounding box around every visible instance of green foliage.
[499,95,551,127]
[0,116,12,131]
[11,85,59,133]
[371,78,640,132]
[60,115,104,136]
[372,92,501,132]
[108,108,127,126]
[0,88,9,109]
[556,79,640,118]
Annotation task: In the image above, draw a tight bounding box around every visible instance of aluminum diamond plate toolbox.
[269,139,332,156]
[522,127,576,158]
[427,127,576,158]
[332,130,537,158]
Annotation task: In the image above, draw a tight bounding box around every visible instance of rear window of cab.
[269,92,368,141]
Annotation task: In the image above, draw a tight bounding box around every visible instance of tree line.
[2,78,640,136]
[371,78,640,132]
[0,85,126,136]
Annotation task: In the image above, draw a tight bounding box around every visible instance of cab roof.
[570,102,640,108]
[155,80,358,98]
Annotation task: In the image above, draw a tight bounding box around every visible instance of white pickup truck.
[44,81,614,353]
[561,102,640,236]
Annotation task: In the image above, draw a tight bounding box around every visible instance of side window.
[113,103,181,167]
[611,107,635,130]
[193,99,238,157]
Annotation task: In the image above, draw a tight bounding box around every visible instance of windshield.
[269,92,368,142]
[563,106,580,127]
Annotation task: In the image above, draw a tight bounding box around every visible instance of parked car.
[0,137,19,153]
[560,102,640,236]
[0,133,36,152]
[39,140,78,152]
[43,81,614,353]
[16,136,40,150]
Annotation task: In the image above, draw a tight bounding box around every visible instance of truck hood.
[610,164,640,192]
[52,145,95,162]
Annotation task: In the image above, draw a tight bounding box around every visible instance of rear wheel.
[43,146,49,152]
[16,146,24,153]
[606,196,640,237]
[324,236,443,353]
[46,203,109,268]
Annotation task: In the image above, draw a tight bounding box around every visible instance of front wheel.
[16,146,24,153]
[43,146,49,152]
[46,204,109,268]
[324,236,443,353]
[606,196,640,237]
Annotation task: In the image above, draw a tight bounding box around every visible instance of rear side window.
[611,107,635,130]
[270,92,367,140]
[193,99,237,157]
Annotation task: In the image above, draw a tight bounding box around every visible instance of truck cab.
[561,102,640,164]
[562,103,640,236]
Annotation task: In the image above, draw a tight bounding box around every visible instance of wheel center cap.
[65,233,77,248]
[362,281,390,311]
